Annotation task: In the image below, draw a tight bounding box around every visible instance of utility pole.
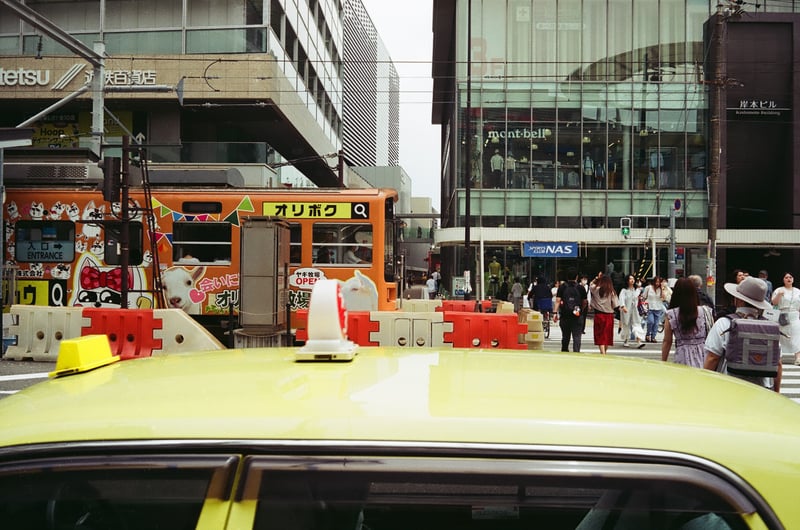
[120,135,131,307]
[668,206,677,279]
[707,6,726,304]
[463,0,474,300]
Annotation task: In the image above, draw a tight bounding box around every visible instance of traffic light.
[620,217,631,238]
[101,157,122,202]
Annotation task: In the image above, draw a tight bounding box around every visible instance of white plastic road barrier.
[152,309,225,354]
[6,306,87,361]
[400,299,443,312]
[369,311,453,348]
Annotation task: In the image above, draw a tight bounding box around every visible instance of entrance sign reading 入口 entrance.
[522,242,578,258]
[14,220,76,263]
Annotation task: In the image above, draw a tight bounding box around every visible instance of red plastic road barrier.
[345,311,380,346]
[442,311,527,349]
[438,300,477,312]
[81,308,163,360]
[294,309,379,346]
[295,309,309,342]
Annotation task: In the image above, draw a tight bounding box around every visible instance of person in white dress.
[619,274,645,348]
[771,271,800,365]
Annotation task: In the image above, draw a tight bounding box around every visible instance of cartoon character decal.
[81,200,105,239]
[161,265,207,314]
[72,255,149,309]
[289,268,379,312]
[339,270,379,311]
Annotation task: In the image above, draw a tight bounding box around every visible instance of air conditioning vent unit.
[3,162,102,185]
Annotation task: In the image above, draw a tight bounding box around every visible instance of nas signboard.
[522,242,577,258]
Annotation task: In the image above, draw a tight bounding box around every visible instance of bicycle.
[535,299,553,339]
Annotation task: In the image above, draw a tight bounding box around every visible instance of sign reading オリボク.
[262,202,370,219]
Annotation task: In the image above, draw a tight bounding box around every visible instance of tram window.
[312,223,372,265]
[181,201,223,214]
[14,221,75,263]
[104,221,144,265]
[289,223,301,265]
[172,222,232,265]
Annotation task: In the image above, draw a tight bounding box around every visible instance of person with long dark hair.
[661,277,711,367]
[589,273,619,355]
[641,276,669,342]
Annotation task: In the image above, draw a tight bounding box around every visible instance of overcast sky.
[360,0,441,211]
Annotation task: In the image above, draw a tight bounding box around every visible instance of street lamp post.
[463,0,473,300]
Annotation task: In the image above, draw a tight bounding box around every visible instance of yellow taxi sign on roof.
[49,335,120,378]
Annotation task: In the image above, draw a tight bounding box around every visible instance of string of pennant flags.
[149,196,256,250]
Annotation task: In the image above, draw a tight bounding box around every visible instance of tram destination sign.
[522,242,578,258]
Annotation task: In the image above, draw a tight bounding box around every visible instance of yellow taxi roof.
[2,347,800,510]
[1,347,798,447]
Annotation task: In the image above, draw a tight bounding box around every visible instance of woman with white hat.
[772,272,800,366]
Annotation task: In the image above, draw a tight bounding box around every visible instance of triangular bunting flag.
[237,196,255,212]
[223,210,240,226]
[172,211,183,221]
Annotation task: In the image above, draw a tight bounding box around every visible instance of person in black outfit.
[554,269,587,352]
[531,277,553,315]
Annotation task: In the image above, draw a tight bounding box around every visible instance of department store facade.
[432,0,800,300]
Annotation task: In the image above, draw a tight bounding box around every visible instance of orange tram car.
[3,184,399,341]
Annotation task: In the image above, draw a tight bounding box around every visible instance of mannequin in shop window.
[505,153,516,188]
[594,161,605,189]
[583,155,594,189]
[649,150,664,189]
[490,149,504,188]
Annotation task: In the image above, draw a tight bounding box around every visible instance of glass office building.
[432,0,800,293]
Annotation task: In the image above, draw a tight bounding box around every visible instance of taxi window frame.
[0,454,239,529]
[240,452,774,530]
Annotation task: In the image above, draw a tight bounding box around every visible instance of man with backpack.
[555,269,587,352]
[704,276,783,392]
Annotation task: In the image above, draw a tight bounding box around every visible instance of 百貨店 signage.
[522,242,578,258]
[0,65,157,89]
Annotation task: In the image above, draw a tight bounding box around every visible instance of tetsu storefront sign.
[522,242,578,258]
[0,67,50,86]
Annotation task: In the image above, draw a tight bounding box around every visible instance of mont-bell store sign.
[522,242,578,258]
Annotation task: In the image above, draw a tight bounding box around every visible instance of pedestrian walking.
[688,274,715,316]
[511,278,524,312]
[554,269,586,352]
[426,276,437,299]
[619,274,645,348]
[589,274,620,355]
[705,277,782,392]
[641,276,669,342]
[772,271,800,366]
[662,277,711,367]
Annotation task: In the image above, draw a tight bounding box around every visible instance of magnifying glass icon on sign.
[353,203,368,218]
